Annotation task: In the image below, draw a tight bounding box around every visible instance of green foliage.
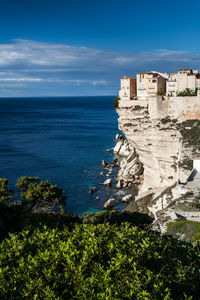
[178,158,193,170]
[132,105,143,111]
[178,119,200,147]
[82,210,152,229]
[157,89,165,96]
[0,178,12,203]
[0,202,81,241]
[177,88,197,97]
[16,176,67,211]
[0,224,199,299]
[167,220,200,242]
[1,177,200,298]
[113,96,120,109]
[160,116,171,124]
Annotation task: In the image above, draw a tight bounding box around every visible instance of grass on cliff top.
[167,220,200,242]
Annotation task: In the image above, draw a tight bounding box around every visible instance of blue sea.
[0,96,125,215]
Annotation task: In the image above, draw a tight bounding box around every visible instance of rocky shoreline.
[88,134,137,211]
[91,117,200,237]
[100,134,200,235]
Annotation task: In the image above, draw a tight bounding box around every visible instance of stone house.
[136,72,166,100]
[119,76,137,101]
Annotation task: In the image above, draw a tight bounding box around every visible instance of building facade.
[119,76,137,101]
[166,69,200,96]
[136,72,166,100]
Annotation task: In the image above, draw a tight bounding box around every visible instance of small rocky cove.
[88,134,137,211]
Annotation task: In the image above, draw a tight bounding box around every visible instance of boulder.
[116,180,122,189]
[99,172,104,176]
[102,160,108,168]
[113,140,123,154]
[122,194,133,203]
[89,186,98,194]
[96,196,100,200]
[104,198,115,209]
[105,148,113,152]
[115,133,120,140]
[118,140,131,156]
[103,178,112,186]
[105,166,112,171]
[89,188,94,194]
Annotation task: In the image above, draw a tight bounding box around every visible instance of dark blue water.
[0,96,123,214]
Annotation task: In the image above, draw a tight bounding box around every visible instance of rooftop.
[121,76,135,80]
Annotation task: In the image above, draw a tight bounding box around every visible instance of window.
[153,80,156,83]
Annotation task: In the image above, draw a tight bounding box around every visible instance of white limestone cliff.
[114,99,200,231]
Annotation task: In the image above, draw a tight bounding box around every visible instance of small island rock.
[103,178,112,186]
[104,198,115,209]
[102,160,108,168]
[122,194,133,203]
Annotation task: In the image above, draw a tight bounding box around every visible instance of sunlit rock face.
[116,100,200,194]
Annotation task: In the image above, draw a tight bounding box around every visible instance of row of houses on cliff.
[119,69,200,101]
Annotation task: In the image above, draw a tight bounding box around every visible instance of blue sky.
[0,0,200,96]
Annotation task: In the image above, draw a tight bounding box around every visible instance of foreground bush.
[0,224,199,299]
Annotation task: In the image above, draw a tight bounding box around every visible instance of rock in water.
[99,172,104,176]
[113,140,123,154]
[103,178,112,186]
[105,148,113,152]
[102,160,108,168]
[89,186,98,194]
[115,180,122,189]
[122,194,133,203]
[89,188,94,194]
[104,198,115,209]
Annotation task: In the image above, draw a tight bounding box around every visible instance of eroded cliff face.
[113,99,200,233]
[115,101,200,194]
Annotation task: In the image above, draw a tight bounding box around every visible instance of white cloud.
[0,39,200,95]
[0,77,43,82]
[92,80,108,85]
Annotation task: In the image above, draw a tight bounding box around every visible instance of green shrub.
[16,176,67,211]
[82,210,152,229]
[0,178,13,203]
[177,88,197,97]
[167,220,200,242]
[178,158,193,170]
[157,89,165,96]
[113,96,120,109]
[0,224,199,299]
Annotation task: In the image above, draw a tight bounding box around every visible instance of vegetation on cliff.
[0,177,200,299]
[178,119,200,148]
[113,96,120,109]
[177,88,197,97]
[167,220,200,242]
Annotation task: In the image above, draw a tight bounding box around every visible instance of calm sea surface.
[0,96,124,214]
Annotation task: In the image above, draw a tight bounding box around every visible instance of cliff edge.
[115,97,200,232]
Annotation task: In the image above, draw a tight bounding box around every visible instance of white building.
[166,69,200,96]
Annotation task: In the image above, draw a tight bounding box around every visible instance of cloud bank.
[0,39,200,96]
